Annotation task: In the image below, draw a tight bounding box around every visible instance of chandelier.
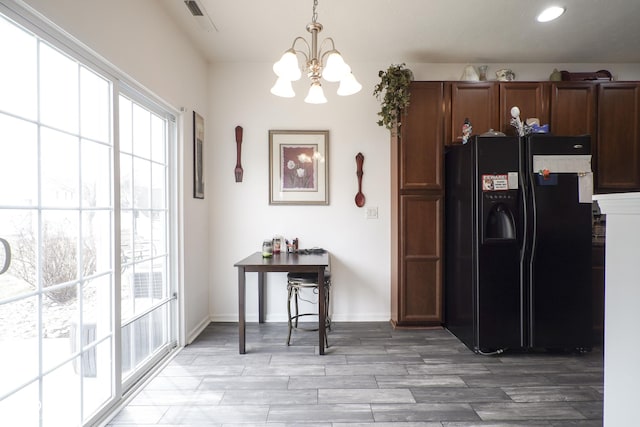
[270,0,362,104]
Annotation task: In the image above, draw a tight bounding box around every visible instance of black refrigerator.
[444,134,593,353]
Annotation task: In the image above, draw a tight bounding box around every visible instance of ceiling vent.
[184,0,204,16]
[183,0,217,32]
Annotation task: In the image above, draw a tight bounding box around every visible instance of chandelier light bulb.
[304,82,327,104]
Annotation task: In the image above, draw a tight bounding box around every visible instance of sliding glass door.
[118,93,176,388]
[0,8,178,426]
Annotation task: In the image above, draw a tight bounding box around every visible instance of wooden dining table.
[234,251,331,354]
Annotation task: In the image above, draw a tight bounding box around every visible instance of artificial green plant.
[373,63,414,130]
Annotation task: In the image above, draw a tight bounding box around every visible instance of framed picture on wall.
[193,111,204,199]
[269,130,329,205]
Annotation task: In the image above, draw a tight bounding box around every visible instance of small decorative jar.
[272,236,283,254]
[262,240,273,258]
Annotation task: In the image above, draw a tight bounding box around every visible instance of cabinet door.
[400,82,444,190]
[597,83,640,190]
[447,82,499,144]
[550,82,596,136]
[499,82,549,135]
[399,194,442,324]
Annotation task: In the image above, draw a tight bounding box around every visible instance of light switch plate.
[365,206,378,219]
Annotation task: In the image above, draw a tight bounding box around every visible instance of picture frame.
[269,130,329,205]
[193,111,204,199]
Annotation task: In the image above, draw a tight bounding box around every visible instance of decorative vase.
[461,65,479,81]
[478,65,488,81]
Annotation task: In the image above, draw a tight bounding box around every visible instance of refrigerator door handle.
[527,162,538,347]
[519,176,527,347]
[528,177,538,269]
[519,142,528,347]
[519,170,528,260]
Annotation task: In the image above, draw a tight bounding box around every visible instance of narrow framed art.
[269,130,329,205]
[193,111,204,199]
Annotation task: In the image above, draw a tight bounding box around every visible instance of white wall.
[208,61,392,321]
[20,0,212,342]
[208,61,640,323]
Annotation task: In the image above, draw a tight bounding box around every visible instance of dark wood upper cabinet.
[446,82,499,144]
[550,82,596,136]
[499,82,549,136]
[597,82,640,191]
[400,82,444,190]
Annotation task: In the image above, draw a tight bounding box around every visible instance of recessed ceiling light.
[537,6,566,22]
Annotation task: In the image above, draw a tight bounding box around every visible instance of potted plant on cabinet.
[373,63,413,135]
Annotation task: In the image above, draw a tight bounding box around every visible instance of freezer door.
[475,136,525,351]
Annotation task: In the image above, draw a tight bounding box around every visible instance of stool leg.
[286,284,293,345]
[294,287,300,328]
[325,284,330,347]
[326,284,331,331]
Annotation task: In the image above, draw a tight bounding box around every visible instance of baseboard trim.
[186,315,212,344]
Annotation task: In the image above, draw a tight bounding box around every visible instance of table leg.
[258,272,265,323]
[318,266,326,355]
[238,267,246,354]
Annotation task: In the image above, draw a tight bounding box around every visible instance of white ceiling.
[160,0,640,65]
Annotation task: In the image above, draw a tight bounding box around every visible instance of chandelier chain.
[312,0,318,23]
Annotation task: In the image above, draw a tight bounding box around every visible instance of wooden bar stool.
[286,269,331,347]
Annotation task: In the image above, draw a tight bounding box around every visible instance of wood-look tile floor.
[107,322,603,426]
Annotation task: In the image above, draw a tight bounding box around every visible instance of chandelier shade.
[322,51,350,82]
[273,49,302,81]
[271,0,361,103]
[304,82,328,104]
[270,77,296,98]
[337,72,363,96]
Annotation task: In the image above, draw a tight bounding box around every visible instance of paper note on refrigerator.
[532,155,592,174]
[532,155,593,204]
[579,172,593,204]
